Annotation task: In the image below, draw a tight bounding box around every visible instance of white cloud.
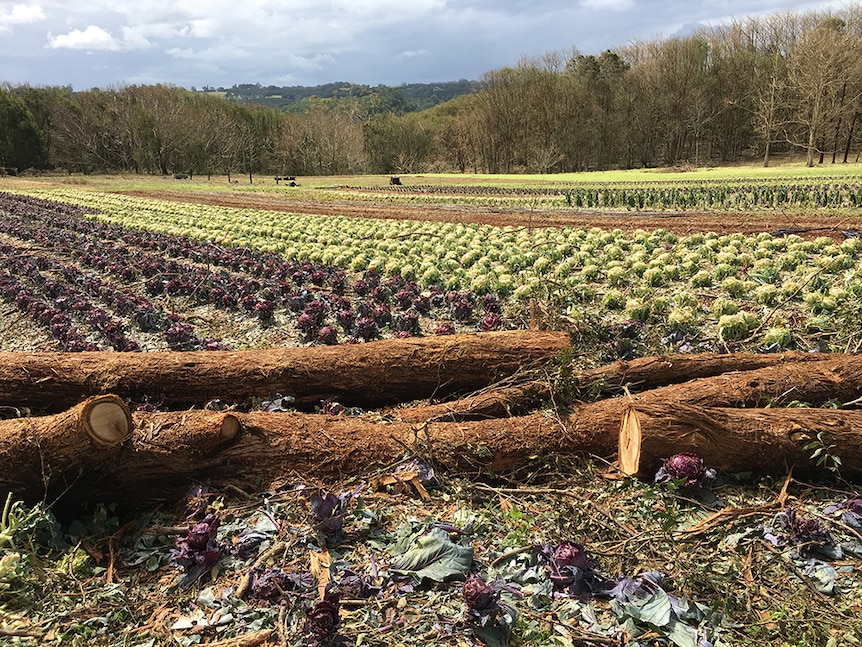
[580,0,634,11]
[120,22,193,49]
[48,25,120,50]
[0,3,45,32]
[400,49,430,59]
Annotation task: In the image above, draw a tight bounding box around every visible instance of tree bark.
[0,331,571,412]
[7,353,862,506]
[393,351,831,422]
[619,401,862,478]
[570,351,829,398]
[31,408,588,507]
[392,384,551,422]
[617,353,862,409]
[0,394,132,495]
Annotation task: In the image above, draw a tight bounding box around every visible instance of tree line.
[211,80,475,113]
[2,6,862,177]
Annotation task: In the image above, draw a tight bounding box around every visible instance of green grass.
[5,156,862,195]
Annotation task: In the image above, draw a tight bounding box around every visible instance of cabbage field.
[1,180,861,357]
[1,172,861,647]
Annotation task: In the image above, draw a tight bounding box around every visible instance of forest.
[2,6,862,177]
[209,79,476,113]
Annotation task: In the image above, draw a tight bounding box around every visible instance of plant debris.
[1,458,861,646]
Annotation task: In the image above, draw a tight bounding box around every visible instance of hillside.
[199,79,476,114]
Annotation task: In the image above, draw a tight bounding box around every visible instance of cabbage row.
[6,188,862,353]
[0,192,505,350]
[339,181,862,211]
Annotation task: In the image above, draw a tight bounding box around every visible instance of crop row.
[0,193,507,350]
[7,188,862,354]
[344,182,862,211]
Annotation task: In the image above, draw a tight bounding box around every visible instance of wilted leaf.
[389,526,473,583]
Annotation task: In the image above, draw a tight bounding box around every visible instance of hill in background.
[197,79,476,114]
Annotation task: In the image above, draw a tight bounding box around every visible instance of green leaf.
[389,526,473,583]
[666,616,700,647]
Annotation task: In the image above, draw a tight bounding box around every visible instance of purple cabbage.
[337,568,382,600]
[170,513,223,588]
[354,316,379,341]
[535,540,612,599]
[309,491,351,546]
[463,574,499,624]
[435,322,456,336]
[777,507,833,555]
[317,325,338,345]
[303,590,342,644]
[479,313,503,332]
[248,566,315,606]
[655,452,717,489]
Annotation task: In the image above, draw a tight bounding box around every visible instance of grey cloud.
[0,0,847,89]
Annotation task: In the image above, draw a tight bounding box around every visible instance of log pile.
[0,331,860,507]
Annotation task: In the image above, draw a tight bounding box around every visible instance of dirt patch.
[120,188,859,240]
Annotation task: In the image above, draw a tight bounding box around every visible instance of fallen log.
[10,390,862,506]
[7,355,862,505]
[0,394,132,494]
[14,407,597,505]
[0,330,570,412]
[402,353,862,424]
[619,402,862,478]
[572,351,831,398]
[619,353,862,409]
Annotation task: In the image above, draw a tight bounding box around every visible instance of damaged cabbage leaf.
[610,572,720,647]
[389,526,473,583]
[171,513,224,588]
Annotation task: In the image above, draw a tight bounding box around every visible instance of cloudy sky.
[0,0,848,91]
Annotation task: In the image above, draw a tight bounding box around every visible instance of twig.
[0,627,44,639]
[472,483,638,537]
[490,545,535,567]
[222,483,256,501]
[677,471,793,538]
[203,629,275,647]
[107,517,139,584]
[235,540,289,599]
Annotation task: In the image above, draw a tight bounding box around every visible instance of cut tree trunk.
[0,394,132,494]
[14,407,596,505]
[0,331,570,412]
[393,351,831,422]
[619,401,862,478]
[7,353,862,505]
[571,351,830,398]
[400,352,862,429]
[618,353,862,409]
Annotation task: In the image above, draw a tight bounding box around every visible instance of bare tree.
[786,16,862,166]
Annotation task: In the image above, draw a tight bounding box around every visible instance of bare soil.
[121,188,858,240]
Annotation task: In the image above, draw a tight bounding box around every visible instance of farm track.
[121,188,859,240]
